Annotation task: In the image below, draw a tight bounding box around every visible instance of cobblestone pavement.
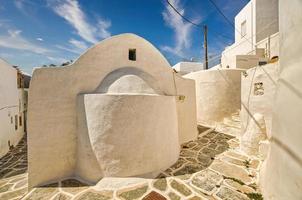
[0,126,263,200]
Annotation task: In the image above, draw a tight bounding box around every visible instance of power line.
[221,20,278,54]
[211,30,233,41]
[207,0,235,27]
[164,0,243,64]
[207,0,254,45]
[165,0,234,40]
[165,0,202,28]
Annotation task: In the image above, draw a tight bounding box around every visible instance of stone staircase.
[215,111,242,137]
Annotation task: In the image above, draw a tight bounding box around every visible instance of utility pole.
[203,25,208,70]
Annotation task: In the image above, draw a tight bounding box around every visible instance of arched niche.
[95,67,164,95]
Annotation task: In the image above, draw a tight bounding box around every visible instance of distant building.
[172,62,204,75]
[0,58,30,157]
[221,0,279,69]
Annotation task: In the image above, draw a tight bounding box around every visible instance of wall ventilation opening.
[129,49,136,61]
[8,140,13,150]
[254,82,264,95]
[15,115,18,130]
[19,115,22,126]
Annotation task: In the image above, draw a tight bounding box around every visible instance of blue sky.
[0,0,248,74]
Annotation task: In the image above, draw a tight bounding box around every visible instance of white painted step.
[223,118,241,129]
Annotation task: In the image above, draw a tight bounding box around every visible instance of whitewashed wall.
[185,69,243,127]
[0,59,24,157]
[172,62,204,75]
[241,63,278,139]
[256,32,279,59]
[260,1,302,199]
[28,34,197,188]
[234,1,255,48]
[221,0,279,69]
[255,0,279,43]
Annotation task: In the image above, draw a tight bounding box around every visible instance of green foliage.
[223,176,244,185]
[246,192,263,200]
[243,159,251,168]
[248,183,257,190]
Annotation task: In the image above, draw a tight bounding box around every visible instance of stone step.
[231,115,241,122]
[223,118,241,129]
[230,110,240,116]
[215,124,241,137]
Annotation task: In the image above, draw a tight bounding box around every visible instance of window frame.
[15,115,18,130]
[241,20,247,38]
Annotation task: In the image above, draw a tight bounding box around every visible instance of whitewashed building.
[221,0,279,69]
[172,62,204,75]
[27,34,197,188]
[0,58,30,157]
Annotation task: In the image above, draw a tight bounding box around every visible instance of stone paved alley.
[0,125,263,200]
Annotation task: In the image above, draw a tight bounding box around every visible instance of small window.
[19,115,22,126]
[129,49,136,61]
[10,116,13,124]
[15,115,18,130]
[241,20,247,38]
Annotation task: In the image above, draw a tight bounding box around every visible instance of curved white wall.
[28,34,197,187]
[185,69,243,127]
[106,75,156,94]
[76,94,179,182]
[260,1,302,199]
[175,75,198,143]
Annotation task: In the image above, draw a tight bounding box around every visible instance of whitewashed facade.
[27,34,197,188]
[221,0,279,69]
[0,59,29,157]
[172,62,204,75]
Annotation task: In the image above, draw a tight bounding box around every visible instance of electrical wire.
[167,0,236,41]
[165,0,235,42]
[211,30,233,41]
[221,20,279,55]
[165,0,263,64]
[207,0,235,27]
[165,0,203,28]
[207,0,254,45]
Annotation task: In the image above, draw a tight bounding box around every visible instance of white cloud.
[0,53,14,59]
[161,0,197,58]
[36,37,44,41]
[55,44,80,54]
[160,45,183,57]
[55,38,88,55]
[96,18,111,39]
[0,29,50,54]
[46,56,68,64]
[69,38,88,50]
[14,0,25,10]
[50,0,111,43]
[13,0,36,15]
